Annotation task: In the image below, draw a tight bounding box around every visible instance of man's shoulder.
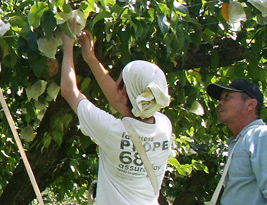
[256,124,267,134]
[247,122,267,139]
[246,119,266,131]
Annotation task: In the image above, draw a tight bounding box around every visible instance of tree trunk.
[179,37,245,70]
[0,96,92,205]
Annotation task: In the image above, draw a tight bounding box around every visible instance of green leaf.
[60,21,76,40]
[42,135,52,150]
[211,50,219,69]
[177,165,188,176]
[173,25,185,52]
[112,4,125,15]
[91,11,112,30]
[52,130,63,146]
[81,77,91,92]
[54,0,66,11]
[202,28,214,45]
[71,10,87,35]
[28,2,49,28]
[35,101,47,111]
[168,157,180,168]
[26,30,38,51]
[47,81,60,101]
[190,32,201,47]
[157,13,170,34]
[63,3,72,13]
[41,10,57,38]
[81,0,95,13]
[28,52,47,78]
[20,125,35,142]
[9,15,28,28]
[62,114,73,127]
[192,160,209,173]
[174,2,189,16]
[147,8,155,22]
[0,38,17,68]
[37,36,61,59]
[25,80,48,101]
[158,3,170,14]
[130,18,144,39]
[55,11,72,24]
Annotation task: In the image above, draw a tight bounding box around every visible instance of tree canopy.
[0,0,266,204]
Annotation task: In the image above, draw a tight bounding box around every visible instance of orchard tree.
[0,0,266,204]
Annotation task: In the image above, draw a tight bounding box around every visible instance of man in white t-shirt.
[61,23,172,204]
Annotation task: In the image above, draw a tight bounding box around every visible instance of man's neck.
[229,116,258,137]
[124,112,155,124]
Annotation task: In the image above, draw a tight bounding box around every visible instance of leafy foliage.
[0,0,266,204]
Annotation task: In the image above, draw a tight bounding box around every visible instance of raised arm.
[61,30,85,113]
[77,31,126,114]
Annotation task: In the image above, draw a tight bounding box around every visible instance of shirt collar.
[228,119,265,143]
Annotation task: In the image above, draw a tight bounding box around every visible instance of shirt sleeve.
[250,131,267,199]
[77,99,117,146]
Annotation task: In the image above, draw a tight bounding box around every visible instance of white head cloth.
[122,60,170,119]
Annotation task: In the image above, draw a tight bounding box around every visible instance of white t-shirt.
[77,99,172,205]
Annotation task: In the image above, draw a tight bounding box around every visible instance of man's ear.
[247,98,258,111]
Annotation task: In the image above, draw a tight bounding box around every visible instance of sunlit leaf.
[71,9,86,35]
[60,21,76,39]
[55,11,72,25]
[157,13,170,34]
[168,157,180,168]
[189,101,205,116]
[0,20,11,37]
[28,2,49,28]
[91,11,112,29]
[37,35,62,59]
[25,80,48,101]
[47,81,60,101]
[174,1,189,17]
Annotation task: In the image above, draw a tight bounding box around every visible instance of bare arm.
[61,31,85,113]
[78,31,126,114]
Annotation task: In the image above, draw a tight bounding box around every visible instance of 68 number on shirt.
[119,151,143,166]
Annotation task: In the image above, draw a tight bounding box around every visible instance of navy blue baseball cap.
[207,79,263,111]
